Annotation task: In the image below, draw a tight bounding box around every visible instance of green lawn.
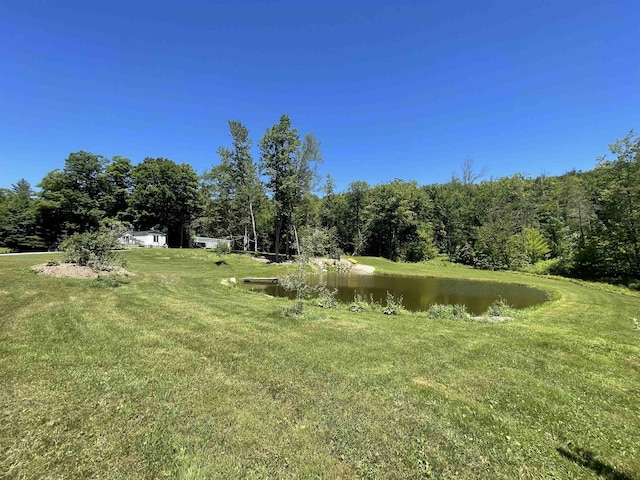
[1,250,639,479]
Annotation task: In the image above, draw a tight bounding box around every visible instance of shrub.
[215,242,231,255]
[280,227,334,316]
[521,258,562,275]
[427,303,470,320]
[485,298,515,317]
[382,292,404,315]
[316,286,338,309]
[349,293,367,312]
[61,228,121,270]
[627,281,640,291]
[402,225,438,262]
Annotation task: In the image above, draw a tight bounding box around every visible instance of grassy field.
[1,249,639,479]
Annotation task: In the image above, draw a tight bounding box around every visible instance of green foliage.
[37,151,108,244]
[524,228,551,263]
[316,286,338,309]
[521,258,562,275]
[426,303,470,320]
[591,131,640,279]
[61,227,122,270]
[340,181,371,255]
[101,155,133,221]
[506,233,530,270]
[260,115,321,260]
[364,180,433,261]
[130,158,201,247]
[4,128,640,285]
[279,226,335,315]
[382,291,404,315]
[0,179,45,251]
[348,293,367,312]
[214,242,231,255]
[298,225,336,257]
[201,121,263,252]
[484,298,517,317]
[403,223,439,262]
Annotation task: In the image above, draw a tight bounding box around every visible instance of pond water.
[242,272,548,315]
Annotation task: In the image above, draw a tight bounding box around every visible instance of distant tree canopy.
[129,157,201,247]
[201,120,263,252]
[0,179,44,251]
[1,123,638,284]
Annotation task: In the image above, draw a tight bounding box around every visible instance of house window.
[153,235,159,243]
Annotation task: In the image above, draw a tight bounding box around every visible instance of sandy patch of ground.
[249,255,375,274]
[251,256,271,264]
[311,258,375,275]
[350,263,376,275]
[31,263,132,279]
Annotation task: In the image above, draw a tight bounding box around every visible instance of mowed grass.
[1,250,639,479]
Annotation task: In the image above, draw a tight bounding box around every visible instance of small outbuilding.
[118,230,168,248]
[193,236,231,249]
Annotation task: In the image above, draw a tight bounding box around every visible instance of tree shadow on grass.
[557,444,634,480]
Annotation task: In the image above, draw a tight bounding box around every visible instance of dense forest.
[1,115,638,284]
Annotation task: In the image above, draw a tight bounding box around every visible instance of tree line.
[1,116,638,283]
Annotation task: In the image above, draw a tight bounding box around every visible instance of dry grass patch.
[31,263,132,279]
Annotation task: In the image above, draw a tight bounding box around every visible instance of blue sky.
[1,0,638,192]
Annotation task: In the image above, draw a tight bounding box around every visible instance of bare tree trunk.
[249,200,258,253]
[353,228,364,256]
[293,223,300,255]
[275,214,283,262]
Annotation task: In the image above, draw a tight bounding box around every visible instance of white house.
[118,230,168,248]
[193,236,231,249]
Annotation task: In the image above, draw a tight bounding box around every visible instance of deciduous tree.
[129,158,201,247]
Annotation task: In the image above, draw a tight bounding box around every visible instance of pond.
[242,272,548,315]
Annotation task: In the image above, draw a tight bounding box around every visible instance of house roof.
[194,236,228,242]
[123,230,166,236]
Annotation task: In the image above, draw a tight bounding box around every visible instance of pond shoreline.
[310,258,376,275]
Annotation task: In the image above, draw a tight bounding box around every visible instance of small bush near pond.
[382,292,404,315]
[427,303,470,320]
[485,298,517,317]
[349,293,367,312]
[316,286,338,309]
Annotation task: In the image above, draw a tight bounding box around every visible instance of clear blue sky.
[1,0,638,192]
